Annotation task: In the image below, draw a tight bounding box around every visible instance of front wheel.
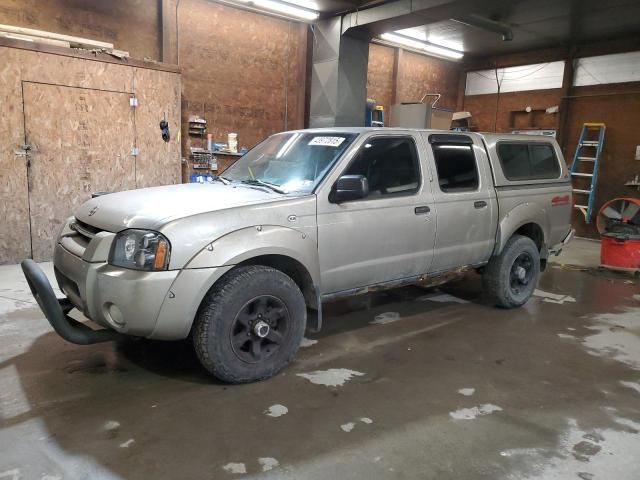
[193,265,306,383]
[483,235,540,308]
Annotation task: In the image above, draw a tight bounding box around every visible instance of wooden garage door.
[23,82,136,261]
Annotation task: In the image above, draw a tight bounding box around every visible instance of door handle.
[415,205,430,214]
[474,201,488,209]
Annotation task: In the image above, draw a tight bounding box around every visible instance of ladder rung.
[580,141,599,146]
[574,205,589,209]
[572,189,591,194]
[578,156,596,161]
[572,172,594,177]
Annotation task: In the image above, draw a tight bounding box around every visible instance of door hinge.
[130,147,140,156]
[14,144,31,156]
[129,96,138,107]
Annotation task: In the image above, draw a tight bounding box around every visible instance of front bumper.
[24,231,234,344]
[52,240,179,338]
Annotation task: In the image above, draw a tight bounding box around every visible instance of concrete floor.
[1,238,639,479]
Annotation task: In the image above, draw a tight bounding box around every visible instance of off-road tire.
[483,235,540,308]
[193,265,306,383]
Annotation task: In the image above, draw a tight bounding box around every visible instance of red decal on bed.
[551,195,570,206]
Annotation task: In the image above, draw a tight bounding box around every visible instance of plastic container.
[189,173,215,183]
[601,234,640,273]
[597,197,640,273]
[228,133,238,153]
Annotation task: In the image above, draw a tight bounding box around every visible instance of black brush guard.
[21,259,122,345]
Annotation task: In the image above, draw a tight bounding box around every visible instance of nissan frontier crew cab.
[23,128,574,383]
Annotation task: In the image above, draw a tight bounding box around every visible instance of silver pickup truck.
[23,128,573,383]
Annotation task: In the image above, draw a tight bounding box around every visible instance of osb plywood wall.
[0,0,161,60]
[0,45,181,264]
[367,43,395,125]
[178,0,307,161]
[367,43,462,125]
[24,83,138,261]
[398,51,460,110]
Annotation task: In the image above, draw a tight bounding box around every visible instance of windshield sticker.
[308,136,346,147]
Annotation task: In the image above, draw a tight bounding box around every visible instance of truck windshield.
[222,132,357,194]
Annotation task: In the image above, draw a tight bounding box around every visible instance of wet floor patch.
[501,416,640,480]
[534,289,577,305]
[416,292,469,304]
[265,404,288,417]
[619,380,640,395]
[581,306,640,370]
[0,469,21,480]
[557,333,577,340]
[296,368,365,387]
[119,439,134,448]
[340,422,355,432]
[370,311,401,325]
[300,337,318,347]
[340,417,373,432]
[222,462,247,474]
[449,404,502,420]
[258,457,279,472]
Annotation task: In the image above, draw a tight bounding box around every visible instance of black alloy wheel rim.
[230,295,290,364]
[510,252,534,295]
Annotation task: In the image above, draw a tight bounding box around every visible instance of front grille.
[71,218,103,242]
[54,266,84,310]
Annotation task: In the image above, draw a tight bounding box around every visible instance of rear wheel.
[193,265,306,383]
[483,235,540,308]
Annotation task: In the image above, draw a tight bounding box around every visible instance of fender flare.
[185,224,321,293]
[494,203,550,255]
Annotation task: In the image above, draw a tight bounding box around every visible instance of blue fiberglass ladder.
[570,123,606,224]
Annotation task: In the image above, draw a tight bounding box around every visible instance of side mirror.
[331,175,369,203]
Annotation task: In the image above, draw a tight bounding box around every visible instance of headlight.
[109,229,171,271]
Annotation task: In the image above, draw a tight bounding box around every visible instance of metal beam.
[341,0,486,37]
[451,14,512,41]
[391,47,403,105]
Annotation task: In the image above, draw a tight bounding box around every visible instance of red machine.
[597,198,640,274]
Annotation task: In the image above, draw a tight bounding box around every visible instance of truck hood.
[75,183,289,232]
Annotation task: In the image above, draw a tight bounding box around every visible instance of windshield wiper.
[240,179,286,194]
[213,175,230,185]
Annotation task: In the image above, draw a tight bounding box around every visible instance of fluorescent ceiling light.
[238,0,319,20]
[380,32,464,60]
[284,0,319,9]
[397,27,464,52]
[426,35,464,53]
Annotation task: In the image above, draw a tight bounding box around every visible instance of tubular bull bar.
[21,259,122,345]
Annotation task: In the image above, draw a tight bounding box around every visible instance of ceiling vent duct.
[452,14,513,41]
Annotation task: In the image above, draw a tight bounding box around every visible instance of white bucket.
[228,133,238,153]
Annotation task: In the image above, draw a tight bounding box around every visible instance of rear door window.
[431,142,479,192]
[497,142,560,180]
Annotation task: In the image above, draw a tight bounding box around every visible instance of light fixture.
[379,32,464,60]
[396,27,465,52]
[237,0,319,20]
[283,0,319,9]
